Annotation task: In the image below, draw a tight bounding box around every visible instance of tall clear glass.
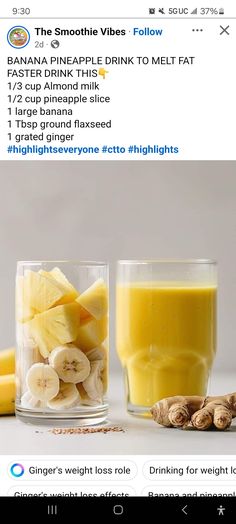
[116,260,217,417]
[16,261,109,425]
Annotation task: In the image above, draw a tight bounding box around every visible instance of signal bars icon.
[191,8,198,15]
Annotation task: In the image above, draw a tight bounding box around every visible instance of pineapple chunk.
[23,270,71,313]
[75,316,108,352]
[76,278,108,320]
[16,275,37,322]
[30,303,80,358]
[39,267,78,304]
[29,318,60,358]
[80,307,93,322]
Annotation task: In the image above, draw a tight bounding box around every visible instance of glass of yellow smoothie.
[116,260,217,417]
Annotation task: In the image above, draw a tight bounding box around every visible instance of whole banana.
[0,347,16,415]
[0,374,15,415]
[0,347,15,375]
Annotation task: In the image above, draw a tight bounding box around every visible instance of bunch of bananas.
[0,348,15,415]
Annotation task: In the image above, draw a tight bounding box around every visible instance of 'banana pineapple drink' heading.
[16,268,108,412]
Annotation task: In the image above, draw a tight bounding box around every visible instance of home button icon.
[113,505,124,515]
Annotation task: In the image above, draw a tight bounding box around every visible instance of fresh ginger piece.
[151,393,236,431]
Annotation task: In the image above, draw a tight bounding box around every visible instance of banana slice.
[86,346,108,394]
[17,346,45,395]
[86,345,107,361]
[82,360,104,402]
[77,383,98,406]
[26,363,59,401]
[16,322,45,394]
[47,382,80,410]
[21,390,47,409]
[49,345,90,384]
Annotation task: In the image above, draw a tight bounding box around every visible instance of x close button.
[220,25,230,35]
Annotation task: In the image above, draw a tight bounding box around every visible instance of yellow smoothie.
[116,282,216,407]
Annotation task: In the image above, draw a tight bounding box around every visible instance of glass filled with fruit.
[116,260,217,417]
[15,261,109,425]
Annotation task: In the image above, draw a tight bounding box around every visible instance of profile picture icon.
[10,463,25,477]
[7,26,30,48]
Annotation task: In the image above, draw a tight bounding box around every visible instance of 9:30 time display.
[12,7,30,15]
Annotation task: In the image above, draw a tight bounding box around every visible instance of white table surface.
[0,372,235,455]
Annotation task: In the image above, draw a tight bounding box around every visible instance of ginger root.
[151,393,236,430]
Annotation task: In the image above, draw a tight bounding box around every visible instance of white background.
[1,1,236,18]
[0,13,235,159]
[1,455,236,497]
